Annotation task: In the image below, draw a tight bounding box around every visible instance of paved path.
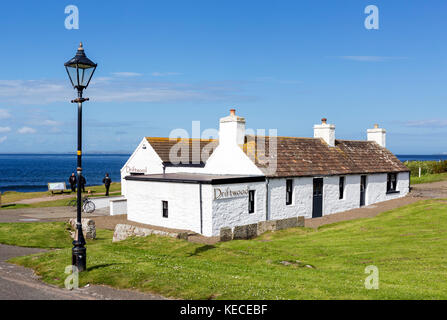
[0,244,166,300]
[5,192,122,205]
[0,206,110,223]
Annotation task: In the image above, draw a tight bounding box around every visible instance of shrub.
[404,160,447,176]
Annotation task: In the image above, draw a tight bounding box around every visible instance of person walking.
[79,175,86,193]
[102,173,112,196]
[68,173,77,193]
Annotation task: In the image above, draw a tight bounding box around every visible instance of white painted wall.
[211,181,266,236]
[90,195,124,209]
[110,199,127,216]
[126,179,209,234]
[365,172,410,205]
[125,171,410,237]
[323,175,361,215]
[268,177,313,220]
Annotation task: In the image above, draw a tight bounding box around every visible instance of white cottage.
[121,110,410,237]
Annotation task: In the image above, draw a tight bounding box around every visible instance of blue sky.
[0,0,445,154]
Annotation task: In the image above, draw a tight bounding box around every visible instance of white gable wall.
[203,144,264,176]
[120,138,164,197]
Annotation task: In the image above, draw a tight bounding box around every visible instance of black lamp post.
[64,42,97,272]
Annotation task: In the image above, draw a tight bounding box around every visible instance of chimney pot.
[230,109,236,116]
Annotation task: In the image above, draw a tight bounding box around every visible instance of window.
[286,179,293,205]
[387,173,398,193]
[162,200,168,218]
[248,190,255,213]
[339,176,345,199]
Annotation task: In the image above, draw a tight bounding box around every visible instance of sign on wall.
[214,187,250,200]
[124,165,147,174]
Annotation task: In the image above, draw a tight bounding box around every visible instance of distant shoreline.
[0,153,445,156]
[0,153,132,156]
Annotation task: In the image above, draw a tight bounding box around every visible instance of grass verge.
[411,173,447,184]
[0,182,121,204]
[0,183,121,209]
[4,199,447,299]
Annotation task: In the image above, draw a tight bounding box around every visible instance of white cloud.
[42,120,62,126]
[18,126,37,134]
[405,119,447,128]
[0,136,6,143]
[0,80,70,104]
[151,72,182,77]
[111,72,143,77]
[339,56,408,62]
[0,109,11,119]
[0,78,248,104]
[0,126,11,133]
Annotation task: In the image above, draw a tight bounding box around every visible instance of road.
[0,206,109,223]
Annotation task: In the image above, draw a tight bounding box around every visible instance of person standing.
[68,173,77,193]
[102,173,112,196]
[79,175,86,193]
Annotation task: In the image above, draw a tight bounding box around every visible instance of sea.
[0,154,130,193]
[0,153,447,193]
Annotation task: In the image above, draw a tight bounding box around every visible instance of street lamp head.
[64,42,97,91]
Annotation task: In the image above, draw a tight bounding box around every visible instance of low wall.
[220,216,305,241]
[110,199,127,216]
[112,224,189,242]
[90,195,124,209]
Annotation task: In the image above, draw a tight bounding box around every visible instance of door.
[312,178,323,218]
[360,175,367,206]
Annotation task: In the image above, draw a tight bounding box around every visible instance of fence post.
[418,167,421,178]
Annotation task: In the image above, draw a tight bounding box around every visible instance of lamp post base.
[72,224,87,272]
[72,244,86,272]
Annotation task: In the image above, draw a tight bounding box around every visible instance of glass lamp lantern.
[64,42,97,91]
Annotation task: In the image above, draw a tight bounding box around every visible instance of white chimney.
[367,124,386,148]
[219,109,246,147]
[314,118,335,147]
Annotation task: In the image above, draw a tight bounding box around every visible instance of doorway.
[360,175,367,207]
[312,178,323,218]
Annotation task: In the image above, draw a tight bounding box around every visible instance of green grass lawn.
[0,222,72,248]
[4,199,447,299]
[411,172,447,184]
